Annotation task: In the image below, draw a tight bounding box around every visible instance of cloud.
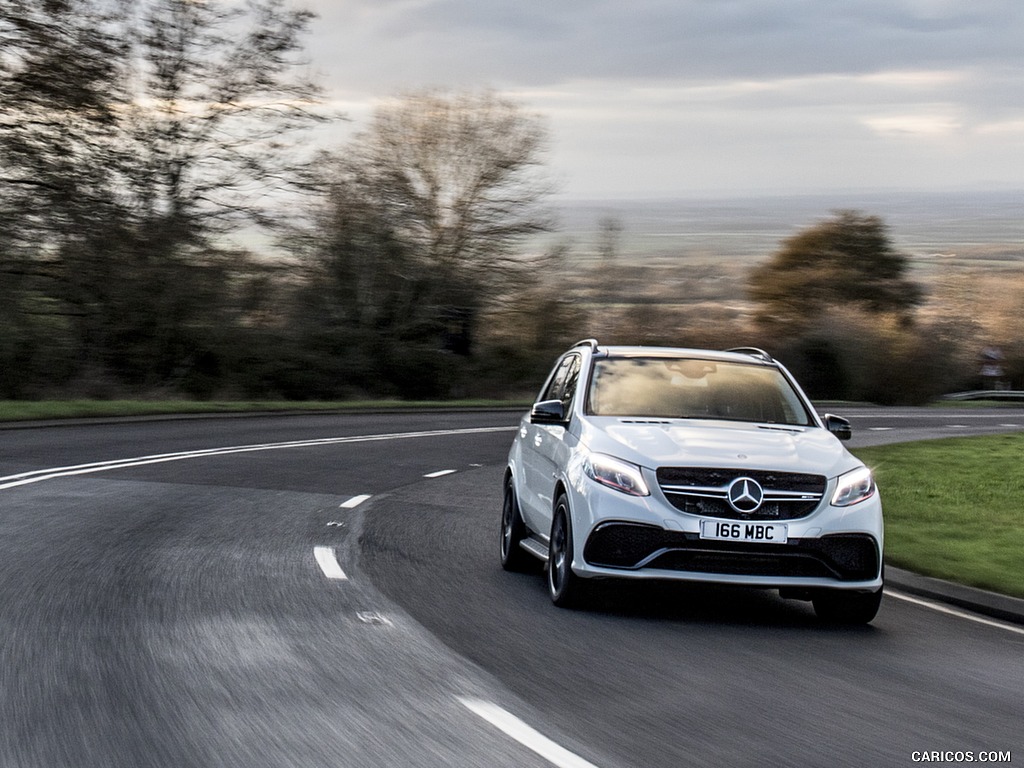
[861,112,963,137]
[976,119,1024,136]
[297,0,1024,195]
[303,0,1022,84]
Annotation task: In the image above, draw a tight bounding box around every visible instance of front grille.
[656,467,826,521]
[583,522,879,582]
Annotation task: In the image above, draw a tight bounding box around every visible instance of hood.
[585,417,861,478]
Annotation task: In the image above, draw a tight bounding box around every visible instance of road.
[0,408,1021,767]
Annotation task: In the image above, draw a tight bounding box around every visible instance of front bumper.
[564,464,884,591]
[584,522,880,583]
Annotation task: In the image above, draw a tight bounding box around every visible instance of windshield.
[586,357,815,426]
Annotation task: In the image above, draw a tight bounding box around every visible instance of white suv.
[501,340,884,623]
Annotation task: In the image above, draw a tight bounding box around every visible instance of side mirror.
[530,399,568,425]
[824,414,852,441]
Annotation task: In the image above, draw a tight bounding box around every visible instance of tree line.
[1,0,1011,404]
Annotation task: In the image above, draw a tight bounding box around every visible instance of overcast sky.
[298,0,1023,200]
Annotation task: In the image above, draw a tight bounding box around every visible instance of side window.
[541,355,573,403]
[541,354,582,411]
[560,355,582,411]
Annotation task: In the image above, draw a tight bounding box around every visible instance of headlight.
[583,454,650,497]
[831,466,875,507]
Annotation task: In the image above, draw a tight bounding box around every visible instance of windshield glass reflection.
[587,357,814,426]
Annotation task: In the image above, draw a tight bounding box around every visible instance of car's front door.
[520,353,582,535]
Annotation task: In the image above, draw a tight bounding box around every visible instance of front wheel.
[547,495,588,608]
[500,477,532,572]
[812,586,883,624]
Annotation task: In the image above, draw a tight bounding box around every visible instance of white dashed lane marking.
[340,494,372,509]
[313,547,347,581]
[458,697,603,768]
[424,469,458,478]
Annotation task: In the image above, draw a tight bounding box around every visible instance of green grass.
[0,399,529,422]
[854,434,1024,599]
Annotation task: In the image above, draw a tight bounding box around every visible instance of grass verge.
[854,434,1024,599]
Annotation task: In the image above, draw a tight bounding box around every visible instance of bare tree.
[125,0,326,246]
[0,0,128,249]
[0,0,327,394]
[307,89,554,376]
[355,89,553,271]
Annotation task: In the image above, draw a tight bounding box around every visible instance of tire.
[812,586,883,624]
[500,477,533,572]
[547,495,588,608]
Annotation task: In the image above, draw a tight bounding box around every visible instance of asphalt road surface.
[1,408,1021,767]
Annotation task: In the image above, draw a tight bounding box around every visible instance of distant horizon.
[551,185,1024,204]
[543,188,1024,262]
[237,187,1022,262]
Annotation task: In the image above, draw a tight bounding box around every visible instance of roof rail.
[726,346,774,363]
[572,338,600,351]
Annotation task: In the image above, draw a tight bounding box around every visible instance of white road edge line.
[313,546,348,581]
[457,697,602,768]
[340,494,372,509]
[886,589,1024,636]
[424,469,457,478]
[0,426,516,492]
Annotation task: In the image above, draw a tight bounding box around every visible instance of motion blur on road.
[5,4,1024,766]
[1,409,1021,767]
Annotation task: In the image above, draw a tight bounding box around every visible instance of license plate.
[700,520,788,544]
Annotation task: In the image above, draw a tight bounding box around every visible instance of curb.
[886,566,1024,626]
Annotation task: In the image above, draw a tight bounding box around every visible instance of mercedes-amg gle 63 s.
[501,340,883,624]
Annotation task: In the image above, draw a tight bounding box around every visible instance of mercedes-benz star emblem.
[727,477,764,513]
